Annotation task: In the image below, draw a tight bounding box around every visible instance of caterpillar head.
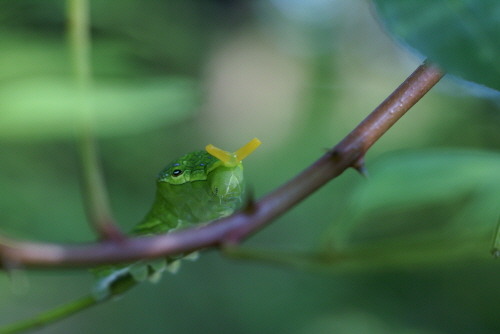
[205,138,261,199]
[157,138,261,201]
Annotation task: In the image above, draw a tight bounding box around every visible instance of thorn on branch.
[243,188,257,215]
[328,148,341,160]
[352,157,368,177]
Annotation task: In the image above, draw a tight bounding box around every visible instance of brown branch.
[0,62,444,269]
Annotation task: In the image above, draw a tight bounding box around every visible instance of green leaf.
[372,0,500,91]
[331,149,500,245]
[0,77,198,140]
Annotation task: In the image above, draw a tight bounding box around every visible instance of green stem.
[224,234,491,273]
[0,274,138,334]
[0,296,96,334]
[67,0,122,240]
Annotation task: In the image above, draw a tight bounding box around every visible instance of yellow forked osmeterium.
[205,138,261,167]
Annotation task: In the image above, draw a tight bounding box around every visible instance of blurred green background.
[1,1,499,333]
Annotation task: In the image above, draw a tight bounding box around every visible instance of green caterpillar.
[134,138,261,235]
[0,138,261,334]
[94,138,261,292]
